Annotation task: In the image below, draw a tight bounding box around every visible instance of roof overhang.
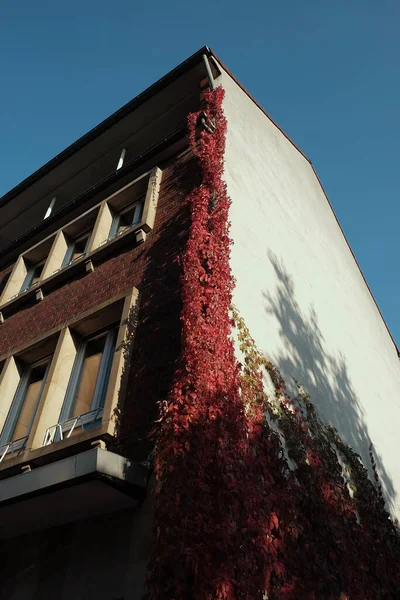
[0,46,213,212]
[0,47,219,259]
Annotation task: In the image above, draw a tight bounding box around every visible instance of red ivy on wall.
[147,88,400,599]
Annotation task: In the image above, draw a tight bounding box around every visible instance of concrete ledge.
[0,448,147,539]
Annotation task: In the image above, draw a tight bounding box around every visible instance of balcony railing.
[42,408,103,446]
[0,436,28,463]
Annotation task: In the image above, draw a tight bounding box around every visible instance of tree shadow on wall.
[262,251,396,514]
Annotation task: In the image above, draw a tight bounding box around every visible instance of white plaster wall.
[216,66,400,517]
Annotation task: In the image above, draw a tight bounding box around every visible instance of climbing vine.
[147,88,400,599]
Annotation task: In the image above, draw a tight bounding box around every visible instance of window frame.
[0,287,138,464]
[108,198,144,241]
[20,258,46,293]
[58,326,118,424]
[61,229,92,268]
[0,166,160,316]
[0,357,51,447]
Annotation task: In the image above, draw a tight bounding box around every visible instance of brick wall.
[0,149,200,459]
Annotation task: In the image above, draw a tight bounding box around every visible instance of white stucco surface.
[216,66,400,517]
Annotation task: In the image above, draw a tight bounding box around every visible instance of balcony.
[0,436,27,463]
[0,447,147,539]
[42,408,104,446]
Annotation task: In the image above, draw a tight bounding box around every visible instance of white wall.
[216,66,400,518]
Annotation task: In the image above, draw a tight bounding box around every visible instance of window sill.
[0,284,42,316]
[0,224,147,319]
[90,221,147,261]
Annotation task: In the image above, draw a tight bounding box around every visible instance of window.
[109,200,144,241]
[0,236,55,307]
[0,358,50,448]
[44,197,56,220]
[20,259,46,293]
[0,272,10,298]
[62,230,92,268]
[58,326,118,429]
[116,148,127,171]
[0,168,160,314]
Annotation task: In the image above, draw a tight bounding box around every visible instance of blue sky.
[1,1,399,343]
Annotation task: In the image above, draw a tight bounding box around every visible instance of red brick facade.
[0,149,200,460]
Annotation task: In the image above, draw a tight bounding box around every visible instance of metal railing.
[42,408,103,446]
[0,436,28,463]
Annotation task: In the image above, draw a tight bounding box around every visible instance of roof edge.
[208,49,311,164]
[310,165,400,357]
[0,46,212,210]
[2,46,396,357]
[210,50,399,357]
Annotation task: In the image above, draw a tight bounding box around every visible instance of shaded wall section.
[218,64,400,517]
[0,491,152,600]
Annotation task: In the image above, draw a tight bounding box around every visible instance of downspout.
[202,54,215,90]
[200,54,217,136]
